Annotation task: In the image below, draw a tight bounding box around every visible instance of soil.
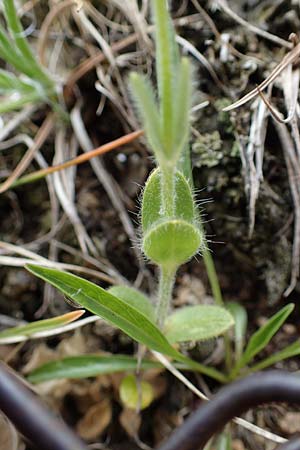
[1,1,300,449]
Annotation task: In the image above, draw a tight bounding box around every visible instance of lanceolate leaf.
[25,265,227,383]
[226,302,248,360]
[26,264,179,357]
[107,285,155,322]
[0,310,84,342]
[164,305,234,343]
[248,340,300,373]
[172,57,192,160]
[129,73,163,162]
[27,355,161,383]
[236,304,294,370]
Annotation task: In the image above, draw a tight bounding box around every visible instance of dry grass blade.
[216,0,292,49]
[0,241,118,284]
[0,113,55,193]
[11,129,143,188]
[176,35,229,94]
[53,128,97,256]
[0,105,37,142]
[0,315,102,345]
[70,103,142,264]
[66,12,209,92]
[0,256,117,284]
[37,0,78,65]
[256,66,299,125]
[246,98,268,236]
[273,122,300,296]
[224,43,300,112]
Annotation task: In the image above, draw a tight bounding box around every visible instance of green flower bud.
[141,168,202,269]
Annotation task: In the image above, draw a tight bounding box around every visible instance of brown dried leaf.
[57,329,87,356]
[279,412,300,434]
[0,413,21,450]
[22,344,56,374]
[119,408,141,438]
[76,398,112,440]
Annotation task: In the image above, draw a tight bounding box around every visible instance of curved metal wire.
[157,371,300,450]
[0,362,88,450]
[1,364,300,450]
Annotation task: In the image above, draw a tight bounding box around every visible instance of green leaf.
[27,355,161,383]
[0,310,84,342]
[248,340,300,373]
[152,0,177,154]
[226,302,248,360]
[129,72,164,162]
[25,264,183,357]
[25,265,227,383]
[215,431,232,450]
[107,285,155,322]
[164,305,234,343]
[172,57,192,160]
[3,0,53,87]
[120,374,154,410]
[0,70,35,93]
[3,0,37,63]
[0,91,45,113]
[236,304,294,370]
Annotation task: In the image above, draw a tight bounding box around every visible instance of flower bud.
[141,169,202,269]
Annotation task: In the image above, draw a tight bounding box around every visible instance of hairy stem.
[156,266,176,328]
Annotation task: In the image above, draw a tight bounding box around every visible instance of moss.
[192,131,223,168]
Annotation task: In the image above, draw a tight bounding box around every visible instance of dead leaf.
[22,344,56,374]
[76,398,112,440]
[57,329,87,356]
[279,412,300,434]
[119,408,141,438]
[0,413,21,450]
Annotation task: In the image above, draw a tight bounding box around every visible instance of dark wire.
[157,371,300,450]
[0,362,88,450]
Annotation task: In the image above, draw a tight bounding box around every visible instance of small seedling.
[23,0,234,385]
[0,0,298,400]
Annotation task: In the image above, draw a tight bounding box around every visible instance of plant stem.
[201,229,233,372]
[202,245,223,307]
[156,266,176,328]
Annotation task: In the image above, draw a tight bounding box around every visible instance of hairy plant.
[0,0,298,410]
[0,0,60,113]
